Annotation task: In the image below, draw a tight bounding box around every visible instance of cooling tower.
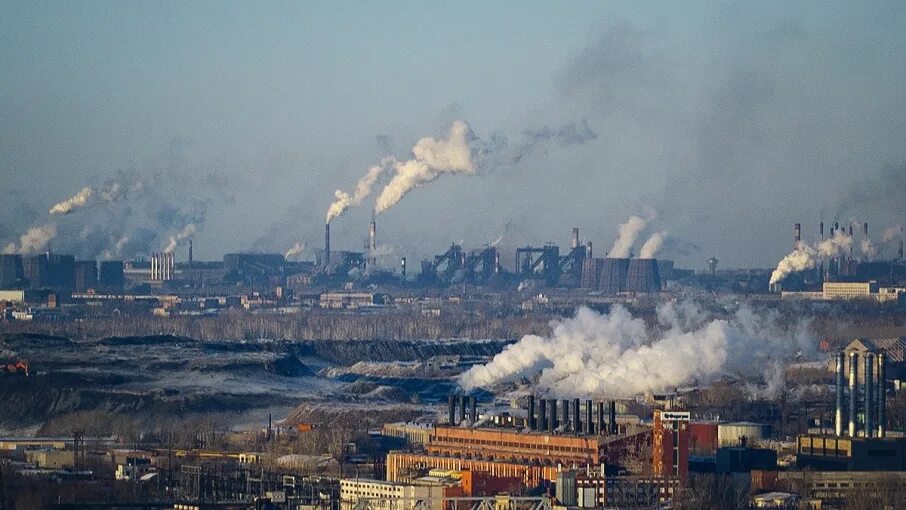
[599,258,630,294]
[626,258,661,293]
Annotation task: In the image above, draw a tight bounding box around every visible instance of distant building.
[73,260,97,292]
[653,410,690,482]
[340,478,446,510]
[319,292,385,309]
[797,434,906,471]
[98,261,125,291]
[0,254,24,288]
[782,281,905,304]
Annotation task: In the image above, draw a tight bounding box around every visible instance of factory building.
[796,435,906,471]
[98,261,125,291]
[0,254,24,289]
[782,281,905,304]
[386,451,559,489]
[652,411,690,482]
[339,478,446,510]
[73,260,97,292]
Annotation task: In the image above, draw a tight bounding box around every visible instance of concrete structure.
[381,422,434,446]
[625,259,661,293]
[717,422,771,447]
[652,410,690,482]
[340,478,446,510]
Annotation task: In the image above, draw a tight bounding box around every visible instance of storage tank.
[717,422,770,447]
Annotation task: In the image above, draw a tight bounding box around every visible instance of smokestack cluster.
[447,394,478,425]
[835,350,887,438]
[150,252,175,281]
[524,395,618,436]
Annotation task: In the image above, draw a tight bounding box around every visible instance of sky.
[1,1,905,269]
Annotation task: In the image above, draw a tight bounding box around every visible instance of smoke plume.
[49,187,94,216]
[284,241,306,261]
[374,120,476,213]
[459,302,812,398]
[609,215,648,258]
[325,160,390,223]
[881,225,903,243]
[860,239,878,260]
[514,119,598,162]
[2,223,57,255]
[639,230,667,259]
[162,223,197,253]
[769,230,852,285]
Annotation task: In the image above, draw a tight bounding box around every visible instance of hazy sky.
[2,1,905,268]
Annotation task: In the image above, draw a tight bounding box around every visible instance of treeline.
[0,308,555,342]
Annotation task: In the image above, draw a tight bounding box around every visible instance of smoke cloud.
[49,187,94,215]
[881,225,903,243]
[2,223,57,255]
[609,215,648,258]
[459,302,812,398]
[374,120,476,213]
[639,230,667,259]
[769,230,853,284]
[284,241,306,261]
[163,223,197,253]
[514,119,598,162]
[325,160,389,223]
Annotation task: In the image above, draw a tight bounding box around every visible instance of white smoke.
[374,120,476,213]
[609,215,648,258]
[769,230,852,285]
[459,302,812,398]
[860,239,878,260]
[325,160,389,223]
[285,241,306,261]
[49,187,94,215]
[491,235,504,248]
[881,225,903,243]
[638,230,667,259]
[2,223,58,255]
[163,223,196,253]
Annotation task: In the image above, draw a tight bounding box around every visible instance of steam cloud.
[769,230,852,284]
[49,187,94,215]
[639,230,667,259]
[284,241,306,261]
[2,223,57,255]
[374,120,476,213]
[609,215,648,258]
[514,119,598,162]
[325,160,388,223]
[881,225,903,243]
[459,302,811,398]
[163,223,197,253]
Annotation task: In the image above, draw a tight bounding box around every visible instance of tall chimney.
[820,221,825,240]
[549,399,558,431]
[586,242,593,259]
[188,240,193,268]
[864,354,874,438]
[835,352,845,437]
[878,352,887,438]
[609,401,617,435]
[863,222,869,237]
[572,228,580,249]
[448,395,457,425]
[899,240,904,260]
[494,249,500,274]
[597,402,605,436]
[849,352,859,437]
[585,399,593,435]
[324,223,331,270]
[368,213,377,269]
[470,396,477,424]
[539,399,547,431]
[460,395,469,422]
[572,398,580,433]
[401,257,407,278]
[528,396,536,430]
[561,399,570,431]
[794,223,801,245]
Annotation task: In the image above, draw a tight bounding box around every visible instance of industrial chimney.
[849,352,858,437]
[572,398,580,433]
[188,239,193,269]
[609,401,617,435]
[572,227,580,249]
[324,223,331,271]
[899,240,904,260]
[448,395,458,425]
[863,222,869,237]
[586,242,593,259]
[597,402,605,436]
[835,352,845,437]
[368,214,377,268]
[864,354,874,438]
[878,352,887,438]
[585,399,593,434]
[401,257,407,278]
[820,221,825,240]
[527,395,536,430]
[794,223,801,245]
[539,399,547,431]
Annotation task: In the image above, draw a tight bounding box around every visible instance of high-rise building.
[653,410,690,482]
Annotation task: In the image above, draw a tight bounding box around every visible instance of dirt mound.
[99,335,192,346]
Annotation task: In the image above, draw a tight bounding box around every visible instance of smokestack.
[549,399,558,431]
[572,398,580,433]
[561,399,570,431]
[539,399,547,431]
[820,221,825,240]
[863,222,869,237]
[494,248,500,275]
[572,228,580,249]
[585,399,593,435]
[461,395,469,422]
[878,352,887,438]
[864,354,874,438]
[899,240,904,260]
[597,402,605,435]
[470,396,477,424]
[835,352,845,437]
[528,395,536,430]
[324,223,331,270]
[401,257,407,278]
[586,242,593,259]
[609,401,617,435]
[794,223,801,245]
[188,240,193,268]
[849,352,858,437]
[448,395,457,425]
